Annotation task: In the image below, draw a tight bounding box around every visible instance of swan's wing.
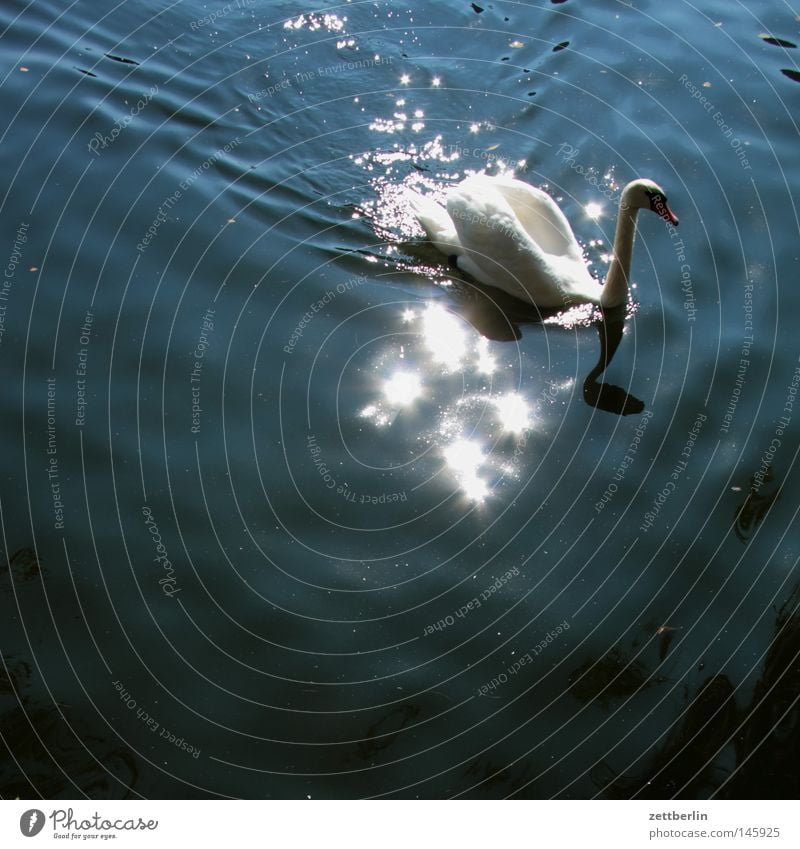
[408,190,461,255]
[446,178,551,276]
[445,176,598,308]
[484,175,585,262]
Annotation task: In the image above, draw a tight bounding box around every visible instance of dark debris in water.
[0,655,31,697]
[553,41,570,52]
[3,547,44,583]
[780,68,800,82]
[471,2,484,13]
[733,465,780,542]
[105,53,140,65]
[595,675,738,798]
[74,67,97,78]
[656,625,682,661]
[759,34,797,48]
[568,648,653,707]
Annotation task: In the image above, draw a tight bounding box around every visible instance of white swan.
[410,174,679,309]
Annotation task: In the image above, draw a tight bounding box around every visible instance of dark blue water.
[1,0,798,799]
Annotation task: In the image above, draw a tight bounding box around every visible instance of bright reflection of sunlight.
[444,439,489,502]
[402,308,415,323]
[383,371,422,406]
[585,202,603,220]
[494,393,530,433]
[422,304,467,370]
[476,336,496,375]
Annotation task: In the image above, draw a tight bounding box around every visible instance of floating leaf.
[781,68,800,82]
[553,41,569,52]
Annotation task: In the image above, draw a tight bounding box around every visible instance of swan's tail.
[408,190,460,255]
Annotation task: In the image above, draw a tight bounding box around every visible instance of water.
[1,0,798,799]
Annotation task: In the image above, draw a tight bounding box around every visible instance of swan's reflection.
[443,282,644,415]
[583,305,645,416]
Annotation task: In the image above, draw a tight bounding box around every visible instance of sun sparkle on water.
[494,393,531,433]
[382,371,423,406]
[476,337,497,375]
[443,439,489,502]
[585,202,603,220]
[422,304,467,370]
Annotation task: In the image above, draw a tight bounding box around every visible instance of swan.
[409,174,679,309]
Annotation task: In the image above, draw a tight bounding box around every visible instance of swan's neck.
[600,200,639,308]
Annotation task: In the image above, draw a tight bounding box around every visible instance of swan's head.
[622,179,679,226]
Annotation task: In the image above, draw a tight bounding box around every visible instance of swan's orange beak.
[660,203,679,226]
[651,194,679,226]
